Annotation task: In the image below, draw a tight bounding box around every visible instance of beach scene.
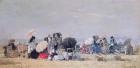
[0,0,140,68]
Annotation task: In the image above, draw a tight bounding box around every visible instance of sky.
[0,0,140,42]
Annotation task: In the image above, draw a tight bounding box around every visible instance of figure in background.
[124,39,133,55]
[8,39,17,50]
[81,37,93,54]
[92,35,102,54]
[101,37,109,54]
[3,39,18,57]
[109,36,117,54]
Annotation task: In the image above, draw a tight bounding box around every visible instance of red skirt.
[39,53,49,59]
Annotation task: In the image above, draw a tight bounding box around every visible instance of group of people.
[27,33,79,60]
[80,35,134,55]
[3,33,134,60]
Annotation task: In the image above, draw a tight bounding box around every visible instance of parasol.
[36,41,48,52]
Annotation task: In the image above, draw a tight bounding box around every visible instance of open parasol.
[36,41,48,52]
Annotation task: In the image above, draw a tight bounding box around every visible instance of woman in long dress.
[101,38,109,54]
[28,36,37,58]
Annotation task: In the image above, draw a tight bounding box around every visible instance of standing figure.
[44,35,53,54]
[92,35,102,54]
[28,36,38,58]
[52,33,62,51]
[101,37,109,54]
[46,33,62,60]
[109,36,117,54]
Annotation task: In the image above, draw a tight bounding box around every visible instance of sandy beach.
[0,46,139,68]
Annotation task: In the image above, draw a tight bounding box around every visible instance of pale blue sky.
[0,0,140,41]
